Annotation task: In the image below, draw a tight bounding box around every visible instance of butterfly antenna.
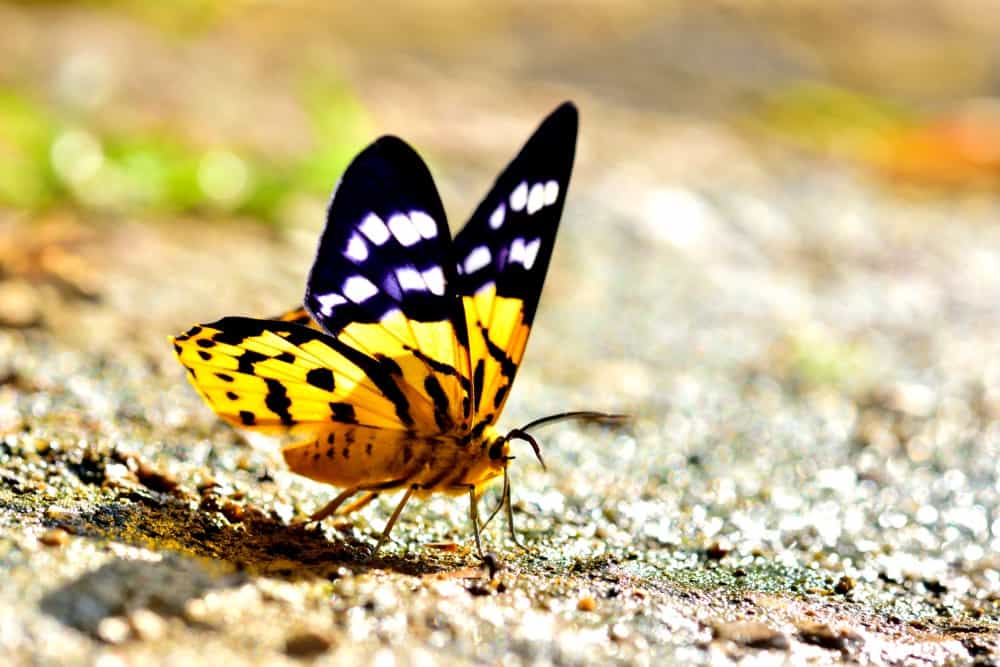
[517,410,630,434]
[506,411,628,471]
[505,428,545,470]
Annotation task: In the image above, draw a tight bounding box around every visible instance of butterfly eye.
[488,441,505,460]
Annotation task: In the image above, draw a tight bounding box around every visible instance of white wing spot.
[523,237,541,269]
[388,213,420,247]
[316,292,347,316]
[395,267,425,292]
[509,237,526,265]
[489,204,505,229]
[509,237,541,268]
[343,275,379,302]
[463,246,492,274]
[344,233,368,262]
[422,266,446,295]
[544,180,559,205]
[359,213,390,245]
[527,182,545,214]
[510,181,528,211]
[410,210,437,239]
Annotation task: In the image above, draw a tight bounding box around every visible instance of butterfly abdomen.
[281,424,506,495]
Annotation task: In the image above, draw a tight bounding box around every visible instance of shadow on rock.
[58,488,455,579]
[39,553,241,638]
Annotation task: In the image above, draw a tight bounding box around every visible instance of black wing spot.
[215,373,234,383]
[472,359,485,413]
[237,349,268,374]
[239,410,256,426]
[226,391,238,400]
[479,324,518,378]
[172,343,182,356]
[406,344,472,397]
[326,433,335,445]
[342,447,350,459]
[423,375,453,432]
[264,379,294,426]
[275,352,295,363]
[405,345,462,378]
[187,326,203,337]
[197,351,212,361]
[374,354,403,376]
[306,368,336,392]
[244,316,414,427]
[211,330,246,346]
[329,402,357,424]
[196,339,216,348]
[471,418,492,440]
[492,383,509,409]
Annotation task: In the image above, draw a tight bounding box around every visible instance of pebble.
[284,631,332,657]
[128,609,166,641]
[834,575,856,595]
[0,281,42,328]
[705,542,731,561]
[96,616,131,644]
[44,506,75,521]
[38,527,70,547]
[713,621,789,650]
[136,463,180,494]
[795,621,862,652]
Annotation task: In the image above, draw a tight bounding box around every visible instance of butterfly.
[171,102,622,557]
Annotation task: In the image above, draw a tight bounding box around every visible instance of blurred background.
[6,1,1000,219]
[4,0,1000,329]
[1,0,999,345]
[3,1,1000,662]
[6,0,1000,435]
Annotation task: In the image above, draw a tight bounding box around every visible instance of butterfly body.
[281,425,507,497]
[172,103,585,554]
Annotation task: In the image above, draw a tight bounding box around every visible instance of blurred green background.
[3,0,1000,228]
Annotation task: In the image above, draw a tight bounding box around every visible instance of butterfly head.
[500,428,545,471]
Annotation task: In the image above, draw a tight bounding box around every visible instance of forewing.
[453,102,578,423]
[172,316,442,436]
[303,136,473,431]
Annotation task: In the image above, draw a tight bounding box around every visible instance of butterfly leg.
[338,491,379,515]
[477,464,526,551]
[373,485,417,555]
[444,484,486,560]
[308,478,406,524]
[306,485,363,523]
[480,462,510,532]
[504,475,527,551]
